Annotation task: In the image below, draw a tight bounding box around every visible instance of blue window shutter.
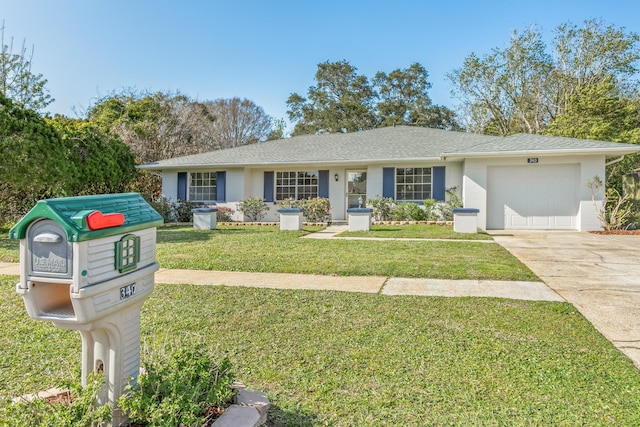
[177,172,187,201]
[382,167,395,199]
[432,166,446,201]
[318,170,329,198]
[264,171,274,202]
[216,171,226,202]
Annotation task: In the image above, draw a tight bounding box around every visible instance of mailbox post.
[9,193,163,425]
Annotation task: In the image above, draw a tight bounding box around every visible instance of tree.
[288,60,458,136]
[0,22,53,112]
[544,78,640,193]
[287,60,377,135]
[201,97,273,149]
[0,93,71,221]
[87,91,204,163]
[0,94,138,223]
[48,116,138,196]
[374,62,433,127]
[448,19,640,136]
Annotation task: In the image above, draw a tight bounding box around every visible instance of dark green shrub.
[175,200,200,223]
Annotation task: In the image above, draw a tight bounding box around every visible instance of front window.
[276,171,318,200]
[189,172,216,202]
[396,167,432,201]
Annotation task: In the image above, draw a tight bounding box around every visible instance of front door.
[346,170,367,212]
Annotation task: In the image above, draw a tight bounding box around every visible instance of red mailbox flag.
[86,211,125,230]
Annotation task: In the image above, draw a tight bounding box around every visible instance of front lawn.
[0,226,18,262]
[339,223,493,240]
[156,226,537,281]
[2,278,640,425]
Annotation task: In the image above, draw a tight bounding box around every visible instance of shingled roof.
[140,126,640,170]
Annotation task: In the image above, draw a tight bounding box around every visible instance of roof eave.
[441,147,640,159]
[138,156,447,170]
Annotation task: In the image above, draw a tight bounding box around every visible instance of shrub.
[145,197,204,223]
[175,200,200,223]
[586,176,634,230]
[148,196,174,223]
[119,339,235,427]
[302,197,332,223]
[391,202,426,221]
[237,197,269,222]
[216,206,235,222]
[367,196,395,221]
[422,199,440,221]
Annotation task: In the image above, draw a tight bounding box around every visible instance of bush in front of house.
[237,197,269,222]
[302,197,331,223]
[146,197,201,223]
[367,196,395,221]
[391,202,427,221]
[216,206,235,222]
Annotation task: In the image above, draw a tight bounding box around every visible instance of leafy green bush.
[1,372,111,426]
[302,197,331,223]
[145,197,202,223]
[119,339,234,427]
[237,197,270,222]
[421,199,440,221]
[148,196,174,222]
[367,196,395,221]
[391,202,426,221]
[175,200,201,223]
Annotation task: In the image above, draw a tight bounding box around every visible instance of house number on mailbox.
[120,283,136,300]
[527,158,539,164]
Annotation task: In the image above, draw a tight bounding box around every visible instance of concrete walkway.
[0,261,558,302]
[490,230,640,368]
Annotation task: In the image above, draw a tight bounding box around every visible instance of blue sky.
[2,0,639,131]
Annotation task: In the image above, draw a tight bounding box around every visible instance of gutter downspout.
[606,155,625,167]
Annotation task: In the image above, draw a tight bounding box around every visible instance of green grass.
[156,226,537,281]
[339,223,493,240]
[2,278,640,426]
[0,226,19,263]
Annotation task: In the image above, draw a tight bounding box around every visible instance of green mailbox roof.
[9,193,164,242]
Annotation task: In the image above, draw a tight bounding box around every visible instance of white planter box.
[279,208,304,230]
[347,208,372,232]
[192,208,218,230]
[453,208,479,233]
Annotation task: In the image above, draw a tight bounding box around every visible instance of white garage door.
[487,164,579,230]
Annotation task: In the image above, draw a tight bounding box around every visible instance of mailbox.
[10,193,163,425]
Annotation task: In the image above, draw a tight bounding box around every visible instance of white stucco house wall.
[139,126,640,231]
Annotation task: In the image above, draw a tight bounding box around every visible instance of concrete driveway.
[490,230,640,368]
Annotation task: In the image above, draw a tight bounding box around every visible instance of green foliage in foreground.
[119,339,234,426]
[156,226,536,281]
[1,372,111,427]
[0,282,234,426]
[3,278,640,426]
